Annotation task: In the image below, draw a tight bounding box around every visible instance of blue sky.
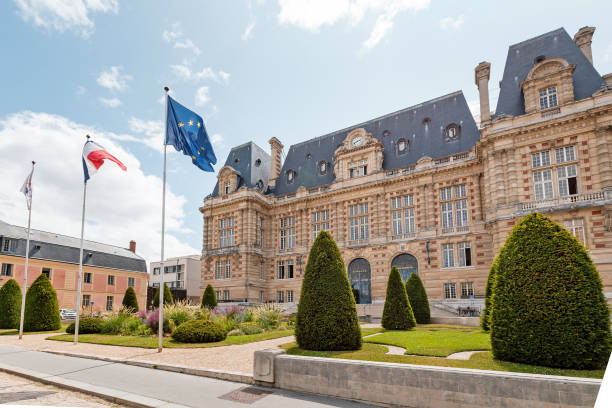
[1,0,611,266]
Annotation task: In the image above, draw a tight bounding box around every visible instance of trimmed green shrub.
[121,287,139,312]
[66,317,104,334]
[405,273,430,324]
[239,322,264,335]
[152,283,173,308]
[171,320,227,343]
[295,231,361,350]
[382,267,416,330]
[201,284,217,308]
[481,256,499,331]
[23,274,61,332]
[0,279,22,329]
[491,212,612,369]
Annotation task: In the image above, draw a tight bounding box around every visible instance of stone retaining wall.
[254,349,601,407]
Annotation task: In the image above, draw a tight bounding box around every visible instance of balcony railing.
[519,191,607,211]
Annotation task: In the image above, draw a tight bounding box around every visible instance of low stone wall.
[254,349,601,407]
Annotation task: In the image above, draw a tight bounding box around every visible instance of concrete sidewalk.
[0,345,375,408]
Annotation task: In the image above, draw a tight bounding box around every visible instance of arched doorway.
[348,258,371,304]
[392,254,418,282]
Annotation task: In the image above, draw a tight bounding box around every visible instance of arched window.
[286,170,296,184]
[444,123,460,142]
[255,159,261,167]
[256,180,264,191]
[348,258,371,304]
[318,161,328,175]
[396,138,408,155]
[391,253,418,282]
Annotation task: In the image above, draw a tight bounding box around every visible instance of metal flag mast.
[18,161,35,340]
[158,87,170,352]
[74,135,90,344]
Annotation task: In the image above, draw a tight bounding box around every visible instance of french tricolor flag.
[82,139,127,182]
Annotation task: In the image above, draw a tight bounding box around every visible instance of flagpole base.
[158,347,163,353]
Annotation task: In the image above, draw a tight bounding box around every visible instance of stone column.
[596,127,612,189]
[475,62,491,124]
[573,26,595,64]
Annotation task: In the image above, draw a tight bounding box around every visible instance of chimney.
[268,137,283,188]
[129,240,136,253]
[475,61,492,124]
[573,26,595,64]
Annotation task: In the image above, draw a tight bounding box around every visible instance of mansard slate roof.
[494,27,607,118]
[211,142,270,196]
[0,220,147,273]
[274,90,479,196]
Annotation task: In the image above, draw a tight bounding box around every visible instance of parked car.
[60,309,77,320]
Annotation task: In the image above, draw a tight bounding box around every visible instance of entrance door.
[392,254,418,282]
[348,258,371,304]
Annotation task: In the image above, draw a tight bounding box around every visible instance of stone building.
[150,255,202,303]
[0,220,148,312]
[199,27,612,312]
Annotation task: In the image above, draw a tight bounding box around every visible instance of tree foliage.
[122,286,139,312]
[201,284,217,308]
[405,273,430,324]
[481,256,499,331]
[0,279,22,329]
[295,231,361,350]
[382,267,416,330]
[491,213,611,369]
[152,283,173,308]
[23,274,61,332]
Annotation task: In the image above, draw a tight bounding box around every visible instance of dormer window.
[224,182,231,195]
[382,130,391,138]
[396,139,408,155]
[255,159,261,167]
[318,161,328,175]
[286,170,296,184]
[539,86,558,109]
[444,124,460,142]
[422,117,431,126]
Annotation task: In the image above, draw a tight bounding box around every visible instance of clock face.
[352,136,363,147]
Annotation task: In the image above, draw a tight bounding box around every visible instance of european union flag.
[165,95,217,172]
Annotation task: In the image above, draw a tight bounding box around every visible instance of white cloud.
[126,117,163,152]
[210,133,225,148]
[440,15,465,31]
[162,23,200,55]
[242,20,256,41]
[97,66,131,91]
[99,96,121,108]
[219,71,230,83]
[0,111,198,264]
[170,62,229,84]
[13,0,118,37]
[195,86,210,106]
[277,0,430,49]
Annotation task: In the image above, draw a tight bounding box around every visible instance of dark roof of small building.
[494,27,607,118]
[211,142,271,197]
[273,90,480,196]
[0,220,147,273]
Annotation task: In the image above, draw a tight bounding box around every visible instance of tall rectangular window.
[128,277,135,287]
[532,151,551,168]
[461,282,474,298]
[280,217,295,249]
[259,262,264,280]
[1,263,13,277]
[277,291,284,303]
[259,218,264,248]
[533,169,554,200]
[348,204,368,240]
[442,244,455,268]
[539,86,558,109]
[106,296,114,311]
[215,261,223,280]
[223,290,230,301]
[390,194,415,237]
[556,146,575,163]
[82,294,90,307]
[259,291,264,303]
[444,283,457,299]
[458,242,472,267]
[455,200,468,227]
[277,261,285,279]
[392,210,403,236]
[287,259,294,279]
[441,202,453,229]
[287,290,294,303]
[557,165,578,196]
[219,217,235,248]
[84,272,92,283]
[107,275,115,285]
[215,290,221,300]
[224,182,230,194]
[564,219,586,246]
[42,268,51,280]
[311,210,329,240]
[440,186,452,201]
[404,208,415,234]
[2,238,16,252]
[153,267,160,275]
[454,185,467,199]
[225,260,231,279]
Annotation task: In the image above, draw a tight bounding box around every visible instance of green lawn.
[360,327,384,337]
[281,343,605,379]
[47,329,294,348]
[364,325,490,357]
[0,324,68,336]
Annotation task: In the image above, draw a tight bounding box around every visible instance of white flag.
[20,165,34,210]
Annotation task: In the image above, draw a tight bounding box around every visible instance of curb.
[41,349,255,385]
[0,362,186,408]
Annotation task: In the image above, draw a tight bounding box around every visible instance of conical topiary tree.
[201,284,217,308]
[152,283,173,308]
[405,273,430,324]
[382,267,416,330]
[296,231,361,350]
[122,286,139,312]
[481,256,499,331]
[23,274,61,331]
[491,212,611,369]
[0,279,22,329]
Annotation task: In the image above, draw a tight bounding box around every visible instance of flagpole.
[74,135,90,345]
[158,87,169,353]
[18,161,35,340]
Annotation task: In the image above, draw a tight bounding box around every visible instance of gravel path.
[0,333,294,375]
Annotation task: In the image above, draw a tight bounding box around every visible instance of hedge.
[122,286,139,312]
[152,283,173,308]
[66,317,104,334]
[481,256,499,331]
[171,320,227,343]
[201,284,217,308]
[295,231,361,350]
[23,274,61,332]
[405,273,430,324]
[0,279,22,329]
[382,267,416,330]
[490,212,611,369]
